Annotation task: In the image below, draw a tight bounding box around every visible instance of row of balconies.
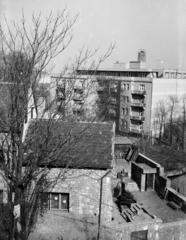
[97,84,146,97]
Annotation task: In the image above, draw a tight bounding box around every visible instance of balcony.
[129,127,143,134]
[131,90,146,95]
[130,115,145,121]
[131,101,146,108]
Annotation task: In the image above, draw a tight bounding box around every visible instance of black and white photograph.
[0,0,186,239]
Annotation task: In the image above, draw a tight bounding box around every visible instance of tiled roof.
[114,136,132,145]
[24,119,114,170]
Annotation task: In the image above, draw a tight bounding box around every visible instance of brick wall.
[47,168,113,224]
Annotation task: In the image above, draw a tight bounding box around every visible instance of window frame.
[42,192,70,211]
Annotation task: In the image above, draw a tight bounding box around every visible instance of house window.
[51,193,60,209]
[61,194,69,210]
[42,193,69,211]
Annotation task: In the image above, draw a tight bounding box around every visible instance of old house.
[24,120,115,225]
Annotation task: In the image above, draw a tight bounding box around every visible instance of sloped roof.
[114,136,132,145]
[24,119,114,170]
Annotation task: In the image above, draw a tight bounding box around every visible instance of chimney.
[138,50,146,63]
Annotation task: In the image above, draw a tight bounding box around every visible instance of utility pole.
[97,170,111,240]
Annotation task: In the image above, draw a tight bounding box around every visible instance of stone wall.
[47,168,113,224]
[104,219,186,240]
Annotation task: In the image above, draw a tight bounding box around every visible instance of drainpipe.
[97,169,111,240]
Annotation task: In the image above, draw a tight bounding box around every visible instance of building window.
[123,96,130,103]
[121,120,128,129]
[61,194,69,210]
[139,84,145,91]
[122,107,129,116]
[122,83,130,91]
[42,193,69,211]
[122,108,125,115]
[51,193,60,209]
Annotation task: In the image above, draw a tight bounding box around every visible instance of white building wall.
[151,77,186,136]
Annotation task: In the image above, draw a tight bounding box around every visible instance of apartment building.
[36,51,186,139]
[77,51,158,135]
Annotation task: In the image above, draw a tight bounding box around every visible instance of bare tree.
[154,100,168,144]
[0,11,114,240]
[168,95,178,145]
[181,94,186,151]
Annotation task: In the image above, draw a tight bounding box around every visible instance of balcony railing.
[130,115,145,121]
[131,101,146,108]
[129,127,143,134]
[131,90,146,95]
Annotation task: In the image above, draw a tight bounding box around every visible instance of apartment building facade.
[77,67,158,136]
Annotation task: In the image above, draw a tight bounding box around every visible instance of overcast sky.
[1,0,186,72]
